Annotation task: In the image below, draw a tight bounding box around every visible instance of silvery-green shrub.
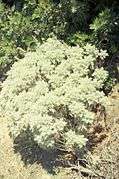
[0,37,109,151]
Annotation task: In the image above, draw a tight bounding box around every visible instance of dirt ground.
[82,85,119,179]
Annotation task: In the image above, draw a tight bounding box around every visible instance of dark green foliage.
[90,7,119,53]
[0,1,48,75]
[0,0,90,76]
[0,0,119,83]
[67,1,119,54]
[67,32,90,46]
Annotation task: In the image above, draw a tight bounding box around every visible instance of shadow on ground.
[13,129,73,175]
[13,128,86,175]
[13,130,58,174]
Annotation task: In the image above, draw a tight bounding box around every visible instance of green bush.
[0,1,51,75]
[67,32,90,46]
[0,1,77,75]
[90,7,119,53]
[0,38,109,151]
[66,2,119,55]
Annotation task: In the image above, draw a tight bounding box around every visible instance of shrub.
[90,7,119,53]
[67,32,90,46]
[0,1,50,76]
[0,38,109,151]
